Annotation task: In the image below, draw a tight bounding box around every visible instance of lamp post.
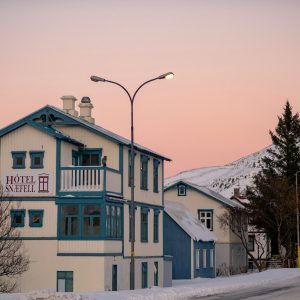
[90,72,174,289]
[296,171,300,268]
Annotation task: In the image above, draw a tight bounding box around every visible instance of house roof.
[0,104,171,161]
[164,180,245,209]
[164,200,216,242]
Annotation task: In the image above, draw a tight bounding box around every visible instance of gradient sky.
[1,0,300,177]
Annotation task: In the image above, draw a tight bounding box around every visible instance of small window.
[11,209,25,227]
[248,235,255,251]
[30,151,44,169]
[198,210,213,230]
[210,249,214,267]
[195,249,200,269]
[141,209,149,242]
[153,210,159,243]
[11,151,26,169]
[57,271,73,292]
[203,249,207,268]
[153,159,160,193]
[140,155,149,190]
[177,184,186,196]
[141,262,148,288]
[29,210,44,227]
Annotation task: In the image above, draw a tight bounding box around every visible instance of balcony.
[60,166,121,195]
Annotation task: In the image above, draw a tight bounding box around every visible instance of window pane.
[84,205,100,215]
[83,217,89,236]
[32,214,40,224]
[92,217,100,236]
[106,206,111,237]
[62,205,79,215]
[207,219,211,229]
[16,156,23,166]
[70,217,78,235]
[90,154,99,165]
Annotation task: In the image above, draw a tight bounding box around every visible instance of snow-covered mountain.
[165,145,272,198]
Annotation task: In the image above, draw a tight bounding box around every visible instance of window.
[154,262,158,286]
[195,249,200,269]
[141,262,148,288]
[140,155,149,190]
[30,151,44,168]
[177,184,186,196]
[153,210,159,243]
[153,160,160,193]
[128,150,136,187]
[57,271,73,292]
[248,235,255,251]
[203,249,207,268]
[29,210,44,227]
[141,209,149,242]
[11,151,26,169]
[198,210,213,230]
[11,209,25,227]
[106,205,122,239]
[60,204,102,239]
[83,205,101,237]
[210,249,214,267]
[39,174,49,192]
[112,265,118,291]
[129,206,136,242]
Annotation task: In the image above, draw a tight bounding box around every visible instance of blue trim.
[56,196,105,204]
[140,154,149,190]
[140,209,149,242]
[57,252,122,256]
[177,184,187,196]
[56,139,61,195]
[141,262,148,288]
[29,209,44,227]
[10,209,25,227]
[153,159,160,193]
[153,209,159,243]
[29,151,44,169]
[11,151,26,169]
[57,271,73,292]
[119,144,124,195]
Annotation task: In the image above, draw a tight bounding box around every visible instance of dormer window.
[12,151,26,169]
[177,184,186,196]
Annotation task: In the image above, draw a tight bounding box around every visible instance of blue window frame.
[29,210,44,227]
[11,209,25,227]
[72,149,102,166]
[106,205,122,239]
[198,209,213,231]
[153,159,160,193]
[11,151,26,169]
[153,210,160,243]
[30,151,44,169]
[141,262,148,288]
[141,208,149,242]
[57,271,73,292]
[59,204,102,239]
[140,155,149,190]
[177,184,186,196]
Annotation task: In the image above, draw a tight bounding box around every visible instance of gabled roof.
[164,200,216,242]
[164,180,245,209]
[0,105,171,161]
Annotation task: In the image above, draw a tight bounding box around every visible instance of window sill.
[30,166,44,169]
[12,166,25,169]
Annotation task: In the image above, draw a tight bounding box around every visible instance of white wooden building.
[0,96,171,292]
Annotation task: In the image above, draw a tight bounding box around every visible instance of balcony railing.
[60,166,121,194]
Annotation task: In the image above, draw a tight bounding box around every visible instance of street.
[191,276,300,300]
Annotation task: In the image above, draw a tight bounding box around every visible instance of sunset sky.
[1,0,300,177]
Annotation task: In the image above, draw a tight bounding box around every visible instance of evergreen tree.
[246,101,300,265]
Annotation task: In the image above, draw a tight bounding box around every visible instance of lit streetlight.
[90,72,174,289]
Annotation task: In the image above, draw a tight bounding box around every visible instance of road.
[191,276,300,300]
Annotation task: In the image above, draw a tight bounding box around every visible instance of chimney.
[61,95,78,117]
[234,188,240,198]
[79,97,95,124]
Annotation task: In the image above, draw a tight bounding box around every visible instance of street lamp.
[90,72,174,289]
[296,171,300,268]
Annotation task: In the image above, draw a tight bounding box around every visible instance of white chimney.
[61,95,78,117]
[79,97,95,124]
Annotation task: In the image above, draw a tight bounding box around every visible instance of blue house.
[164,200,217,279]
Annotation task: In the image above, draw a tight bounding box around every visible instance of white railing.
[60,167,103,192]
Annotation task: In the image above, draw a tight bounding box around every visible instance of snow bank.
[2,269,300,300]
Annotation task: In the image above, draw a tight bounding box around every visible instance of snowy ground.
[1,269,300,300]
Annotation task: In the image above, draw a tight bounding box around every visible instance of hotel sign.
[2,171,52,195]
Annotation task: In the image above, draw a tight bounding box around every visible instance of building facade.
[164,180,248,275]
[0,96,171,292]
[164,200,216,279]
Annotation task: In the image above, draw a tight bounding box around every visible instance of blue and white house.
[0,95,171,292]
[164,200,216,279]
[164,180,247,274]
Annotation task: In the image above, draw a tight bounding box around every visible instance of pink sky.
[0,0,300,177]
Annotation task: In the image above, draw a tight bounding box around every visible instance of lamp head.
[158,72,174,80]
[90,75,106,82]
